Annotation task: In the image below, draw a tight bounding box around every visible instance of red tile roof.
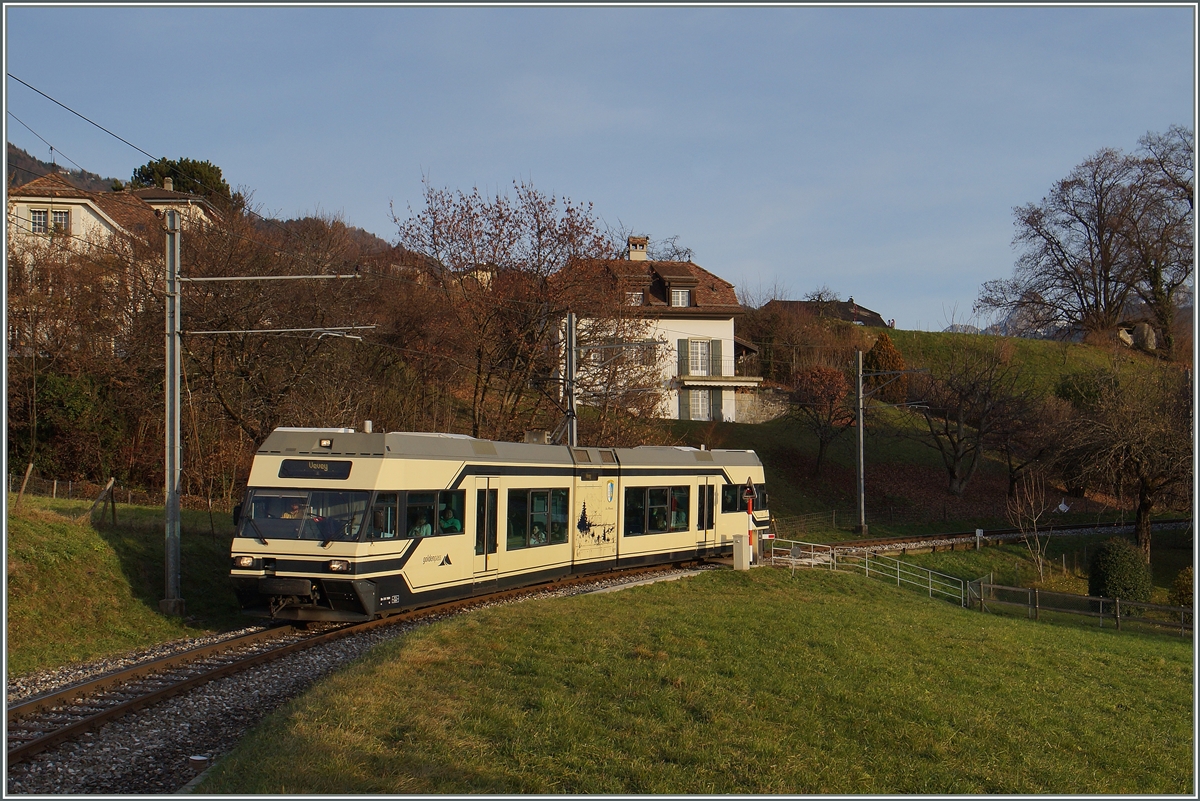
[11,173,162,241]
[562,257,742,315]
[11,172,86,196]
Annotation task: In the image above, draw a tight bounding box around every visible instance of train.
[230,427,770,622]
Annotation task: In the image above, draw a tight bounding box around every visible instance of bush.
[1169,566,1193,609]
[1088,538,1152,602]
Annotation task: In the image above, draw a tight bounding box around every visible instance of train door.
[697,477,717,553]
[473,477,499,582]
[572,476,618,568]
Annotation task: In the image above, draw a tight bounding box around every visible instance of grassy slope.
[198,567,1192,795]
[6,495,244,678]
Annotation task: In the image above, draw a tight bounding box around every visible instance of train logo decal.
[422,554,452,566]
[606,481,614,502]
[576,502,613,545]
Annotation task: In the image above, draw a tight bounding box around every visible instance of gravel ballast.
[5,567,711,795]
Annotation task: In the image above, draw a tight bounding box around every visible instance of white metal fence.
[767,539,966,607]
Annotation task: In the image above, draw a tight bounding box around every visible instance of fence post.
[1115,598,1121,632]
[1028,588,1033,619]
[1098,598,1103,628]
[1034,588,1039,621]
[52,479,57,499]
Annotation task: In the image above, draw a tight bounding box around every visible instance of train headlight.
[233,556,256,569]
[328,559,351,573]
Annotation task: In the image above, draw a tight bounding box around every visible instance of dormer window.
[671,289,691,307]
[30,209,48,234]
[626,291,644,306]
[52,210,70,235]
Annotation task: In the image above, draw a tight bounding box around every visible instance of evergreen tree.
[130,157,231,201]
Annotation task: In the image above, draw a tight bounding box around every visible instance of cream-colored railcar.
[230,428,769,622]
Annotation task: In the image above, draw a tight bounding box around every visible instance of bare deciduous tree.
[1059,365,1192,561]
[393,179,620,440]
[978,148,1138,336]
[909,341,1031,496]
[788,365,854,477]
[1007,470,1054,582]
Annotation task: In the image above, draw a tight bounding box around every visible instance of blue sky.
[4,5,1195,330]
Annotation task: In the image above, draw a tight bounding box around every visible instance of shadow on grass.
[88,502,246,631]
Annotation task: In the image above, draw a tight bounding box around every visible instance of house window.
[626,291,644,306]
[671,289,691,307]
[689,339,710,376]
[691,388,711,421]
[30,209,48,234]
[52,210,70,235]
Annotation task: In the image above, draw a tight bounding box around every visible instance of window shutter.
[679,389,691,420]
[677,339,689,377]
[710,338,722,376]
[712,388,723,422]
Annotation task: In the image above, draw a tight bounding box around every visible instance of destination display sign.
[278,459,352,479]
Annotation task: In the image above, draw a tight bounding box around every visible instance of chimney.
[627,236,648,261]
[163,177,173,191]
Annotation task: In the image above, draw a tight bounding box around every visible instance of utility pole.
[158,218,369,617]
[855,348,867,536]
[565,311,578,447]
[161,210,184,616]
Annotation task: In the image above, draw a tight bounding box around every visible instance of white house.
[564,237,762,422]
[7,172,218,251]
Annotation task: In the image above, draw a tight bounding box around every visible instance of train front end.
[230,428,384,622]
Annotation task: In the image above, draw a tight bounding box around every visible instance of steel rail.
[5,564,681,766]
[7,625,293,725]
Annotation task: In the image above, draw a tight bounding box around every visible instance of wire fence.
[769,539,1192,638]
[8,473,229,512]
[968,581,1193,637]
[766,538,966,607]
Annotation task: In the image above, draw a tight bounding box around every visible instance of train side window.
[507,490,528,549]
[647,488,669,533]
[721,483,767,513]
[369,493,400,539]
[670,487,690,531]
[406,492,436,538]
[475,489,498,555]
[437,490,465,535]
[529,491,549,545]
[721,485,739,513]
[624,488,646,535]
[550,489,569,544]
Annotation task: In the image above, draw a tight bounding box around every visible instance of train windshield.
[239,489,371,542]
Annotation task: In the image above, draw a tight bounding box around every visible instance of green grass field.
[197,567,1193,795]
[6,495,244,678]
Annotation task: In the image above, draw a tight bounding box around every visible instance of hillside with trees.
[7,142,121,193]
[7,145,1192,556]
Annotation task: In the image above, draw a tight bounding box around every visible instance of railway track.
[5,563,684,769]
[823,517,1192,553]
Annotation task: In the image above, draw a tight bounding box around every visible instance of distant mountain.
[7,142,121,193]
